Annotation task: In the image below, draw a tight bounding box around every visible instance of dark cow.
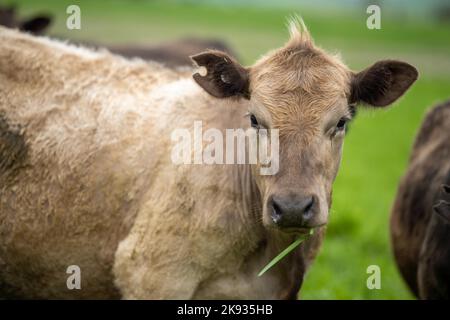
[391,100,450,299]
[107,38,237,67]
[0,4,51,35]
[0,5,235,67]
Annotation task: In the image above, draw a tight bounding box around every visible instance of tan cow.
[0,19,417,299]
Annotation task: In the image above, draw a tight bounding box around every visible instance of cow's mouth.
[280,227,312,235]
[279,225,323,237]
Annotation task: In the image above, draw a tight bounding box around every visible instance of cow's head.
[192,18,417,234]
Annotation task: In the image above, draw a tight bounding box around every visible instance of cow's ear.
[191,50,250,99]
[350,60,418,107]
[20,15,52,34]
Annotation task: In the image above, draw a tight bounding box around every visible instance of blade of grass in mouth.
[258,229,314,277]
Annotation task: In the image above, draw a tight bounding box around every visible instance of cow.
[391,100,450,300]
[106,38,238,68]
[0,4,235,68]
[0,4,52,35]
[0,19,418,299]
[0,5,235,67]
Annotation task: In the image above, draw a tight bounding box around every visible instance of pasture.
[11,0,450,299]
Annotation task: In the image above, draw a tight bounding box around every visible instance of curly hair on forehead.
[249,18,351,118]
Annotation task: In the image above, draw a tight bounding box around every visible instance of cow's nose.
[270,195,318,229]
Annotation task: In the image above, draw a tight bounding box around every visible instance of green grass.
[9,0,450,299]
[258,230,314,277]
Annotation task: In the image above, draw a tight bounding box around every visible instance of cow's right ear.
[191,50,250,99]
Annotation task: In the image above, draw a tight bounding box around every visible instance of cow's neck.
[234,164,262,224]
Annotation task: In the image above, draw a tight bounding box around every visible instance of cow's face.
[192,19,417,234]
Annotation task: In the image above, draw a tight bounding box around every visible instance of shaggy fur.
[0,18,416,299]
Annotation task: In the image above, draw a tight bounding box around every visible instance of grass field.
[11,0,450,299]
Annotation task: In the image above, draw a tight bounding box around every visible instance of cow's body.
[0,27,323,299]
[391,100,450,299]
[0,18,419,299]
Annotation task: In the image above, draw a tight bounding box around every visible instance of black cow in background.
[0,4,51,34]
[0,3,236,67]
[391,100,450,299]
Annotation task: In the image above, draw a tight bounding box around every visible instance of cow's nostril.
[303,197,314,217]
[271,198,283,222]
[269,194,318,229]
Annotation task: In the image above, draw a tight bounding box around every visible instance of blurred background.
[3,0,450,299]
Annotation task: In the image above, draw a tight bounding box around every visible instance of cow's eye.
[336,117,348,131]
[250,114,259,129]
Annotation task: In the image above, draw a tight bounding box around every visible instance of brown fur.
[0,18,416,299]
[418,184,450,299]
[391,100,450,299]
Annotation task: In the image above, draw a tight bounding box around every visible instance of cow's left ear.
[191,50,250,99]
[350,60,418,107]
